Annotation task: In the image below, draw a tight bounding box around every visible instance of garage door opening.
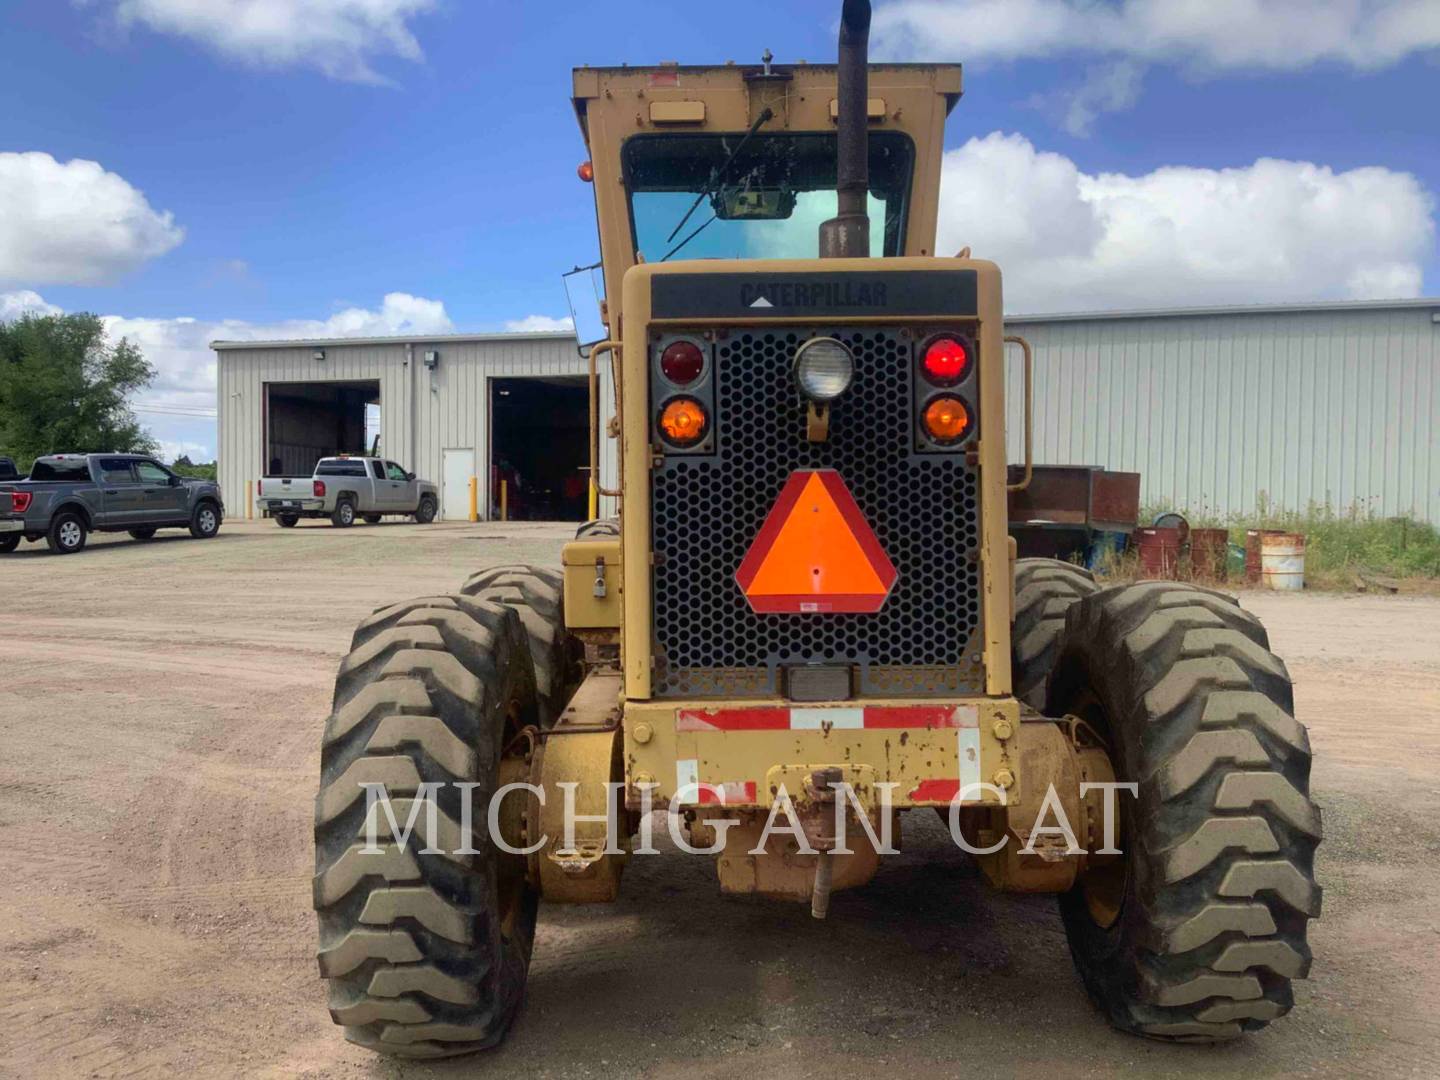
[264,381,381,476]
[490,377,588,521]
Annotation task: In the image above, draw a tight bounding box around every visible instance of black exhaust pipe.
[820,0,872,259]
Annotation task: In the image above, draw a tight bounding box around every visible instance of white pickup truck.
[257,457,439,528]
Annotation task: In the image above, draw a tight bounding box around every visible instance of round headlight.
[794,337,854,403]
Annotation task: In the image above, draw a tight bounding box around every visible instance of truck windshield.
[624,131,914,263]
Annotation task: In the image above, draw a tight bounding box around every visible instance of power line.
[133,404,217,418]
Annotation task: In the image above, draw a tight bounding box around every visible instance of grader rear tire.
[1011,559,1098,710]
[460,564,580,725]
[575,518,619,539]
[313,594,541,1058]
[1048,581,1320,1041]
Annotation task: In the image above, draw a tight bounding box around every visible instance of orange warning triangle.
[736,470,897,614]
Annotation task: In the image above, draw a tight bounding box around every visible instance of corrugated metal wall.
[1004,304,1440,524]
[216,335,618,520]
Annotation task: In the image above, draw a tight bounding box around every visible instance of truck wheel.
[414,496,437,524]
[1048,581,1320,1041]
[47,511,88,554]
[460,565,580,726]
[332,500,356,528]
[314,594,541,1058]
[364,514,383,525]
[575,518,618,539]
[277,514,300,528]
[0,535,19,554]
[1012,559,1098,710]
[128,527,158,540]
[189,501,221,539]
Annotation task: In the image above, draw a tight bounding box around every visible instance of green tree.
[171,455,218,481]
[0,312,157,470]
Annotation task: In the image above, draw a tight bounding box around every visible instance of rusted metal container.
[1261,532,1307,590]
[1245,529,1284,584]
[1135,526,1182,579]
[1189,528,1230,582]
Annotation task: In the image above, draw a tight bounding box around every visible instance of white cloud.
[156,439,214,464]
[3,290,452,458]
[937,132,1435,312]
[0,290,64,320]
[88,0,438,83]
[1052,60,1146,137]
[0,152,183,286]
[872,0,1440,70]
[502,314,575,333]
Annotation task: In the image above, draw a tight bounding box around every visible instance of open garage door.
[264,381,381,476]
[490,377,588,521]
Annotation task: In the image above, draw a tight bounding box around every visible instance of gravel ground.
[1,518,1437,1078]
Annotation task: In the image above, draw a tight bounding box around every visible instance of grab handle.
[1005,335,1034,493]
[589,340,623,499]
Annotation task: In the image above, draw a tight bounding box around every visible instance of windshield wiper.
[663,107,774,245]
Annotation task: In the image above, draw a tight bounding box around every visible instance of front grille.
[651,326,983,698]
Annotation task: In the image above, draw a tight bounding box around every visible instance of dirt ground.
[2,519,1437,1079]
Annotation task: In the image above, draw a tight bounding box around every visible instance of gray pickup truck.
[0,453,224,554]
[257,456,438,527]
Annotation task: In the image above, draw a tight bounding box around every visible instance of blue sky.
[2,0,1437,459]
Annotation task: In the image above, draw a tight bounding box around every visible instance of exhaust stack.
[819,0,873,259]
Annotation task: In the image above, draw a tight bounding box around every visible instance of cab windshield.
[623,131,915,263]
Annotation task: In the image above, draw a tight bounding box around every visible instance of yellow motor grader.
[312,0,1319,1057]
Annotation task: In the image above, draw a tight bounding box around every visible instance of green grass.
[1138,495,1440,588]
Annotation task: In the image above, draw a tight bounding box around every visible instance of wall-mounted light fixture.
[423,350,439,370]
[313,348,327,362]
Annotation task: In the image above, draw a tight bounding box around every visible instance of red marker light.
[921,336,971,386]
[577,160,595,182]
[660,340,705,385]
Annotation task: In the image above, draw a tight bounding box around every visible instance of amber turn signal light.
[922,395,972,443]
[658,397,709,447]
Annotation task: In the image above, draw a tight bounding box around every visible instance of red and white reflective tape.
[676,704,978,732]
[673,760,759,805]
[672,705,982,806]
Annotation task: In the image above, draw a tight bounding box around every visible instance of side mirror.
[406,472,416,481]
[169,475,184,487]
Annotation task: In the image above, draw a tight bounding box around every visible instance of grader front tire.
[1012,558,1099,710]
[1048,581,1320,1041]
[313,594,541,1058]
[460,564,580,725]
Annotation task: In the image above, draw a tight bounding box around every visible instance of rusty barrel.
[1189,528,1230,582]
[1135,526,1182,580]
[1261,532,1307,590]
[1244,529,1284,584]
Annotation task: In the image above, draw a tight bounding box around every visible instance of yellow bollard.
[500,479,508,522]
[468,476,478,522]
[246,480,253,520]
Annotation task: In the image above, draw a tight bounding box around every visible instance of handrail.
[589,340,623,499]
[1005,335,1034,493]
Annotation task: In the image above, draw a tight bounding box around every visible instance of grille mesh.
[652,327,983,698]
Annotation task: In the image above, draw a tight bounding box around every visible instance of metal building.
[214,297,1437,526]
[1005,298,1440,524]
[213,331,617,522]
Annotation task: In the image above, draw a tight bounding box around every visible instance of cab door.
[94,458,146,526]
[365,459,394,511]
[135,459,188,523]
[384,460,415,511]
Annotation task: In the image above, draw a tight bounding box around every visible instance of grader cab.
[312,0,1319,1058]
